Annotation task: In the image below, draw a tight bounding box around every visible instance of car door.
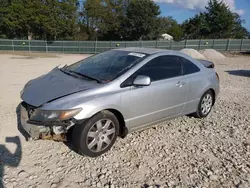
[124,55,188,131]
[179,56,204,114]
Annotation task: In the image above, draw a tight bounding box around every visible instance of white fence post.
[78,41,80,54]
[198,39,202,50]
[62,41,64,53]
[212,39,215,49]
[45,41,48,53]
[226,39,230,51]
[12,40,14,52]
[28,40,31,52]
[94,39,97,54]
[240,39,244,51]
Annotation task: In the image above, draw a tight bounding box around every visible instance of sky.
[153,0,250,31]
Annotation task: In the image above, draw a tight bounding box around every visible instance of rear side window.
[180,57,200,75]
[137,55,182,81]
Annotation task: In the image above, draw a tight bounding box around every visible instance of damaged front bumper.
[20,103,75,141]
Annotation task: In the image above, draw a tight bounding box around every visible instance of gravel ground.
[201,49,226,60]
[0,53,250,188]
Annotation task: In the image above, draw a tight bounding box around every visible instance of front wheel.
[194,90,214,118]
[72,110,119,157]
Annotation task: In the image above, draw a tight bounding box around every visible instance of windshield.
[64,50,148,83]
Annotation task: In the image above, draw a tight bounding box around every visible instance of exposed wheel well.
[105,109,127,138]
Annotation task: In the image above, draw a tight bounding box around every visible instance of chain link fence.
[0,39,249,54]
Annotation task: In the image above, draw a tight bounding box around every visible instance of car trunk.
[198,60,215,69]
[198,59,220,81]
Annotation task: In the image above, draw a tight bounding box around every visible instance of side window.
[181,57,200,75]
[136,55,182,82]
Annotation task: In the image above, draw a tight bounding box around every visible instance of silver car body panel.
[21,48,220,134]
[21,67,100,107]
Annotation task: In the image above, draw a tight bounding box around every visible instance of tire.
[194,90,214,118]
[72,110,120,157]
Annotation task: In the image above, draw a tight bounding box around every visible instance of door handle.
[176,81,186,87]
[180,81,186,85]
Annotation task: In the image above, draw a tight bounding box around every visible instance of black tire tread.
[194,90,214,118]
[72,110,119,157]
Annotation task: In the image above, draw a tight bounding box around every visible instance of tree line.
[0,0,249,41]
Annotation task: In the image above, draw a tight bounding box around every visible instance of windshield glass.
[64,50,148,83]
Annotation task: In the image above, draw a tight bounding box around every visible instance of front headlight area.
[30,108,82,122]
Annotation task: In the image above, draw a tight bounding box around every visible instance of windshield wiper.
[68,70,103,83]
[60,68,72,76]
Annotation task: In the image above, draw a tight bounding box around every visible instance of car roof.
[114,47,170,55]
[114,47,205,70]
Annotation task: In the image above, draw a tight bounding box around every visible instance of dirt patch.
[201,49,226,60]
[222,51,250,57]
[0,51,61,58]
[180,48,206,60]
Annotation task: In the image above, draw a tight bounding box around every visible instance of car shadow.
[226,70,250,78]
[16,104,30,141]
[239,52,250,56]
[0,136,22,188]
[63,128,79,155]
[63,141,78,154]
[142,184,161,188]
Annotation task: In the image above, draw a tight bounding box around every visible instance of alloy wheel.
[201,93,213,115]
[86,119,116,153]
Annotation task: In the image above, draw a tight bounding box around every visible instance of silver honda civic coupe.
[20,47,220,157]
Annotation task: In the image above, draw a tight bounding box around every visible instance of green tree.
[80,0,127,40]
[81,0,103,40]
[0,0,11,38]
[231,14,249,39]
[99,0,129,40]
[155,17,183,41]
[0,0,78,40]
[80,0,182,40]
[1,0,41,39]
[122,0,160,40]
[182,0,249,39]
[205,0,235,38]
[182,13,209,39]
[38,0,78,40]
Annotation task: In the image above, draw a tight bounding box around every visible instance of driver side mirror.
[133,75,151,86]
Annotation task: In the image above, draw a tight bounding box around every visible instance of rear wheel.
[194,90,214,118]
[72,111,119,157]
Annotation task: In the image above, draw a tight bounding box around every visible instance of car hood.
[21,67,100,107]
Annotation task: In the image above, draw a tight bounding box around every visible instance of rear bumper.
[20,103,68,141]
[215,73,220,99]
[215,81,220,100]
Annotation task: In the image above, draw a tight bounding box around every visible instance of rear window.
[180,57,200,75]
[198,60,215,69]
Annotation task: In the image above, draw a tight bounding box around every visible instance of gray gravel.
[0,54,250,188]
